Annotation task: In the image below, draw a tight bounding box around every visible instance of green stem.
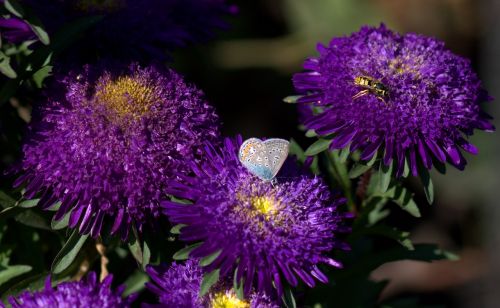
[324,151,355,211]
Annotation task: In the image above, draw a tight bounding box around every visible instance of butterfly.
[238,138,290,182]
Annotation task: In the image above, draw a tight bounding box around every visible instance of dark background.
[170,1,500,307]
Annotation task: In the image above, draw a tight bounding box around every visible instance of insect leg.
[352,89,369,100]
[376,96,389,105]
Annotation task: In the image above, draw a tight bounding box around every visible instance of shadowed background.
[170,0,500,307]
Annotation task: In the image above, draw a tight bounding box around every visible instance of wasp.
[352,73,389,104]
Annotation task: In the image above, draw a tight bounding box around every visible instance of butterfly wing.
[239,138,290,181]
[263,139,290,179]
[239,138,261,164]
[239,138,273,181]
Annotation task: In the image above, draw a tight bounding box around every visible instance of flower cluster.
[5,273,134,308]
[15,64,220,239]
[146,259,279,307]
[293,24,494,176]
[162,136,350,296]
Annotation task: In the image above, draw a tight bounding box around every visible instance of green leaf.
[305,139,331,156]
[199,269,220,297]
[310,156,320,175]
[128,237,143,264]
[365,152,378,166]
[385,186,421,218]
[170,224,186,235]
[348,163,371,179]
[419,167,434,204]
[0,53,17,79]
[282,285,297,308]
[0,192,16,209]
[288,139,305,163]
[46,201,61,212]
[233,268,244,300]
[123,270,149,297]
[32,65,53,88]
[51,230,88,274]
[4,0,25,17]
[199,250,222,267]
[394,197,420,218]
[14,210,51,230]
[403,158,410,178]
[170,196,192,205]
[328,150,350,190]
[375,162,393,194]
[367,203,390,226]
[19,199,39,208]
[51,211,71,230]
[173,243,202,261]
[339,146,350,163]
[305,129,317,138]
[29,24,50,45]
[283,95,302,103]
[0,265,32,287]
[142,241,151,269]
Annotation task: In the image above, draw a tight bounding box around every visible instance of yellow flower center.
[95,76,160,121]
[75,0,125,12]
[210,292,250,308]
[251,196,277,217]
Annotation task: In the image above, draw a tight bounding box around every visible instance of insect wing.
[239,138,261,164]
[239,138,273,181]
[238,138,289,181]
[264,139,290,178]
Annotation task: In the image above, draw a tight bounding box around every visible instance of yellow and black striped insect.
[352,74,389,104]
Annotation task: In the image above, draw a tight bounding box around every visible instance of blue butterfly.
[238,138,290,182]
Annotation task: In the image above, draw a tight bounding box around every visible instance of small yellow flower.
[210,292,250,308]
[251,196,277,217]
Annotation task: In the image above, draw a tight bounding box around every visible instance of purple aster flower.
[0,17,36,44]
[145,259,279,307]
[293,24,494,177]
[162,136,350,297]
[21,0,236,63]
[146,260,204,307]
[6,272,134,308]
[14,64,220,239]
